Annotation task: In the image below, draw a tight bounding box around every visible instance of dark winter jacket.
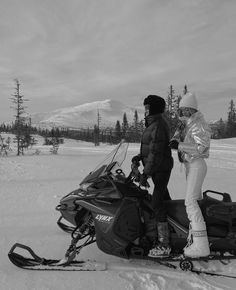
[140,114,173,176]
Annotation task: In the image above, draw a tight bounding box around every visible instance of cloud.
[0,0,236,122]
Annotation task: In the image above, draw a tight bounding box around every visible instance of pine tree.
[228,99,236,122]
[226,99,236,137]
[10,79,29,155]
[183,84,188,95]
[96,110,101,146]
[166,85,175,114]
[50,138,59,154]
[115,120,122,143]
[133,110,139,128]
[165,85,179,135]
[0,135,8,156]
[122,112,128,139]
[217,118,226,138]
[94,124,99,146]
[133,110,140,142]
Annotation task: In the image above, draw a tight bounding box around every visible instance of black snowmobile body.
[56,141,236,259]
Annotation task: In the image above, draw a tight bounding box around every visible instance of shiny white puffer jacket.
[174,112,211,163]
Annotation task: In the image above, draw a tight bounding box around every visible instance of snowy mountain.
[31,99,143,129]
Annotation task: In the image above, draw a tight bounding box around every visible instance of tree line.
[0,80,236,155]
[210,99,236,139]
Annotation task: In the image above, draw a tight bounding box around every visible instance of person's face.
[177,107,192,122]
[178,107,193,117]
[144,104,150,117]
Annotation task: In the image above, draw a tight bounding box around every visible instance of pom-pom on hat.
[179,92,198,110]
[143,95,166,115]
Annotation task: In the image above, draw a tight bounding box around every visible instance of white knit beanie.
[179,92,198,110]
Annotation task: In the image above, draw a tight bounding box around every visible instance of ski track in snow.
[119,271,222,290]
[111,259,236,290]
[108,260,228,290]
[1,137,236,290]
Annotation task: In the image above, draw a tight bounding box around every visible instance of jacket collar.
[145,114,162,127]
[186,111,204,126]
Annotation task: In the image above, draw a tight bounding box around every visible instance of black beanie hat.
[143,95,166,115]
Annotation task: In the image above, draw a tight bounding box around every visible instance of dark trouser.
[151,170,172,222]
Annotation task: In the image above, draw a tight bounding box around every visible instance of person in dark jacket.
[132,95,173,257]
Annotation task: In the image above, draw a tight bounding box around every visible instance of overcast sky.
[1,0,236,123]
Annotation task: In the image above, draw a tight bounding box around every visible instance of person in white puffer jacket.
[169,92,211,258]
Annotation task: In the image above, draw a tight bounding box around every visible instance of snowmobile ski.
[191,268,236,279]
[130,255,236,279]
[8,243,236,279]
[8,243,106,271]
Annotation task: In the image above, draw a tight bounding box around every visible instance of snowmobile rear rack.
[203,190,232,202]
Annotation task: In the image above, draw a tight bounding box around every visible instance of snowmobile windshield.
[80,140,128,185]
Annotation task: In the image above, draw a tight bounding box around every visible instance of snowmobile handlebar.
[125,162,150,188]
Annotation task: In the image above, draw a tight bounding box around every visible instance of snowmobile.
[8,140,236,276]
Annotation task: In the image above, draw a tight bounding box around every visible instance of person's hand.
[140,173,148,187]
[169,139,179,150]
[131,155,141,165]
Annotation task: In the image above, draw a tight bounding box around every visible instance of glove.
[169,139,179,150]
[178,151,184,163]
[131,155,141,165]
[139,173,148,187]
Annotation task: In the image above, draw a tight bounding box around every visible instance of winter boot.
[145,216,158,243]
[184,221,210,258]
[148,222,171,258]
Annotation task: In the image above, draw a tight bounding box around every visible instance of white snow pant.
[184,158,207,223]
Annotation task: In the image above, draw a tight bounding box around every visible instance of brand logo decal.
[95,214,113,223]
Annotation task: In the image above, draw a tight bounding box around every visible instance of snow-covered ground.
[1,136,236,290]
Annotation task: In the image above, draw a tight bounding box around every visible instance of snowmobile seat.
[165,197,231,238]
[206,203,236,223]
